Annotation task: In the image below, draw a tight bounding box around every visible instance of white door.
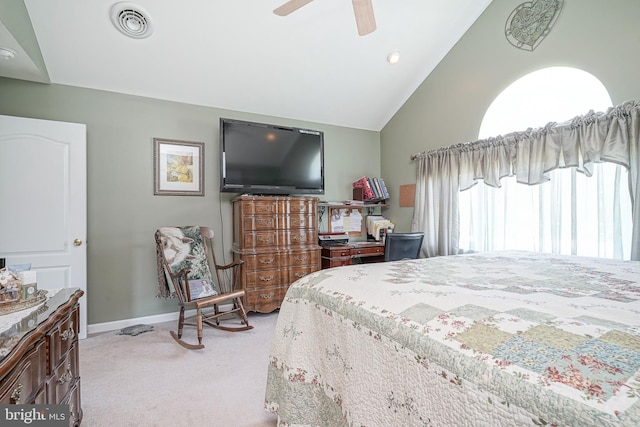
[0,114,87,338]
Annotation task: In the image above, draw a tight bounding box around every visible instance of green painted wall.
[381,0,640,232]
[0,79,380,324]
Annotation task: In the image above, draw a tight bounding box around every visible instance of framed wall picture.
[153,138,204,196]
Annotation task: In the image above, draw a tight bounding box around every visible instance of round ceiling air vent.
[110,2,154,39]
[0,47,16,60]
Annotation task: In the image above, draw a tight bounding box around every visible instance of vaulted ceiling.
[0,0,492,130]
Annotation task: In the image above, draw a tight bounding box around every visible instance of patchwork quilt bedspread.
[265,251,640,426]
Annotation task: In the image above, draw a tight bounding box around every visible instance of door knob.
[73,239,83,247]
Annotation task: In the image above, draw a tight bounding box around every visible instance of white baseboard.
[86,304,235,336]
[86,310,189,335]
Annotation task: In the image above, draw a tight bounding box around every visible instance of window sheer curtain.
[411,100,640,260]
[458,165,632,258]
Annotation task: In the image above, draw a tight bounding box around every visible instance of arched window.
[458,67,632,259]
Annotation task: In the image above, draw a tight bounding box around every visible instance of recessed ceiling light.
[110,2,154,39]
[387,51,400,65]
[0,47,16,60]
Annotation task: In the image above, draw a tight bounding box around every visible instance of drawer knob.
[259,292,275,299]
[259,258,275,264]
[10,383,23,404]
[293,255,308,261]
[61,324,75,341]
[259,275,274,282]
[57,363,73,384]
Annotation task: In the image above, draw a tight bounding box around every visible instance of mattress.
[265,251,640,426]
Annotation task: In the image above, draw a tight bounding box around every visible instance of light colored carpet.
[79,312,279,427]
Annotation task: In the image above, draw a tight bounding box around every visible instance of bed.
[264,251,640,426]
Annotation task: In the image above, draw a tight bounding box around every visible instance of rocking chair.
[155,226,252,350]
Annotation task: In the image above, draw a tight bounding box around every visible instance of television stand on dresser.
[231,195,321,312]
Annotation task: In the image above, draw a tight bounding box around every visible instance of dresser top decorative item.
[505,0,563,51]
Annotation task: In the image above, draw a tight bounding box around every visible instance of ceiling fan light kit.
[274,0,377,36]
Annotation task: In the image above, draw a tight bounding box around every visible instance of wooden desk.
[321,241,385,269]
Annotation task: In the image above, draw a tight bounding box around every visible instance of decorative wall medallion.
[505,0,563,51]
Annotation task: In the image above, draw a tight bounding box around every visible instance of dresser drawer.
[351,245,384,257]
[286,199,316,215]
[242,215,277,231]
[48,307,79,369]
[288,250,320,267]
[285,230,317,246]
[243,231,278,248]
[241,253,283,270]
[251,200,278,215]
[0,339,46,404]
[289,266,320,283]
[48,343,78,404]
[245,287,287,313]
[286,214,316,229]
[322,245,351,258]
[245,269,288,288]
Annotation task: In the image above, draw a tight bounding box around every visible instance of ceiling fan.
[274,0,377,36]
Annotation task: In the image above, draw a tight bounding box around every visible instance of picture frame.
[153,138,204,196]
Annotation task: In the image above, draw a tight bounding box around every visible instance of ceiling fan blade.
[352,0,376,36]
[273,0,314,16]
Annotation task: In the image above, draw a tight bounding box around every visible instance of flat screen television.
[220,118,325,195]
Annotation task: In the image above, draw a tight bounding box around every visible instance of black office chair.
[384,232,424,261]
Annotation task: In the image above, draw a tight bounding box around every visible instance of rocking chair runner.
[155,226,252,350]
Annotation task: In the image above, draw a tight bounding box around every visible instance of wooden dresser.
[0,288,83,426]
[232,195,321,312]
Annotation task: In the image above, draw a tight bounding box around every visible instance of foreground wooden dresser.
[0,288,83,426]
[232,195,321,312]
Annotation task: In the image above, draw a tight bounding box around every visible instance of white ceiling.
[1,0,492,131]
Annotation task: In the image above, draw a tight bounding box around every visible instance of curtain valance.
[413,100,640,191]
